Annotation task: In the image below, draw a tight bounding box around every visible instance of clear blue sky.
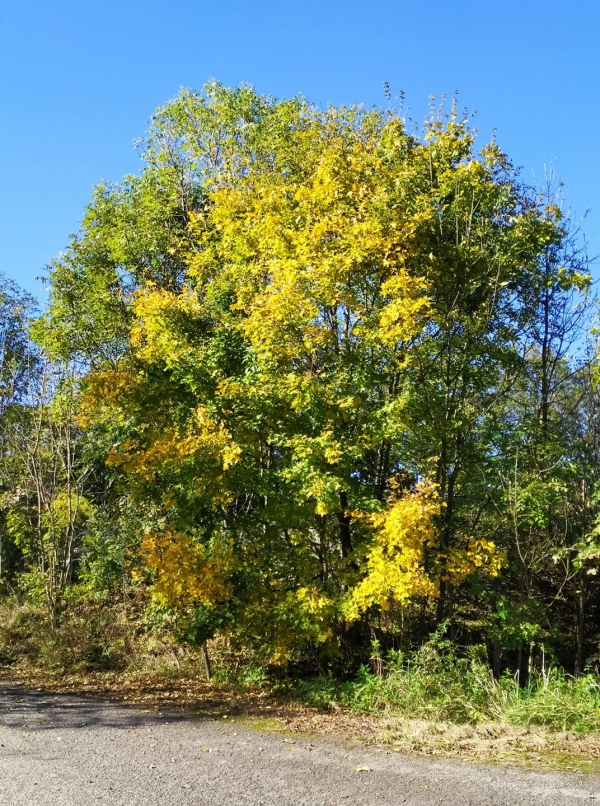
[1,0,598,299]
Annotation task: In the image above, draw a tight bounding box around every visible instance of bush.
[497,668,600,733]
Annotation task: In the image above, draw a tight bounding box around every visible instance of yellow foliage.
[349,481,504,618]
[78,368,140,428]
[131,284,204,366]
[139,530,233,610]
[189,123,431,372]
[443,538,506,583]
[107,405,241,482]
[245,586,337,666]
[349,482,441,617]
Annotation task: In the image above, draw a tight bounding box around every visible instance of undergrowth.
[2,595,600,736]
[0,594,195,676]
[287,637,600,734]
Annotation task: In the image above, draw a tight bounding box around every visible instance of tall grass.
[293,637,600,733]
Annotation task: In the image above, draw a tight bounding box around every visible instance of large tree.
[36,83,592,667]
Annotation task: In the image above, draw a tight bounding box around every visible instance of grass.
[288,638,600,734]
[0,595,195,677]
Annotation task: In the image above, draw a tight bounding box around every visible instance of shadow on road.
[0,684,205,731]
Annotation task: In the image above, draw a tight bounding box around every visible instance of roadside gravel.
[1,683,599,805]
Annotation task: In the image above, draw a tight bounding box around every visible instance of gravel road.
[1,683,599,805]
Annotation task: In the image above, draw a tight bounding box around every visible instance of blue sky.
[1,0,598,299]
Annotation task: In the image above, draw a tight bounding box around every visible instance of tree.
[0,274,37,583]
[3,359,92,626]
[35,83,592,669]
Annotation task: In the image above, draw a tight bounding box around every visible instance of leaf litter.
[4,665,600,772]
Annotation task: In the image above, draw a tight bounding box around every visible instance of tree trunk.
[201,642,212,681]
[492,640,502,680]
[337,491,352,559]
[527,642,534,683]
[575,577,586,677]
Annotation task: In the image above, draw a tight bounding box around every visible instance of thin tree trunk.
[337,491,352,559]
[575,577,586,676]
[528,642,534,682]
[201,642,212,681]
[492,640,502,680]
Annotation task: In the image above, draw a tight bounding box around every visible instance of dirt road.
[0,683,599,805]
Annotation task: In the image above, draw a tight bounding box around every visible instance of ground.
[1,682,600,805]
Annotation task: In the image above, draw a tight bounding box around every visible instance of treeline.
[1,82,599,681]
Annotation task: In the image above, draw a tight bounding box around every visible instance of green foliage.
[0,273,37,415]
[490,595,544,647]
